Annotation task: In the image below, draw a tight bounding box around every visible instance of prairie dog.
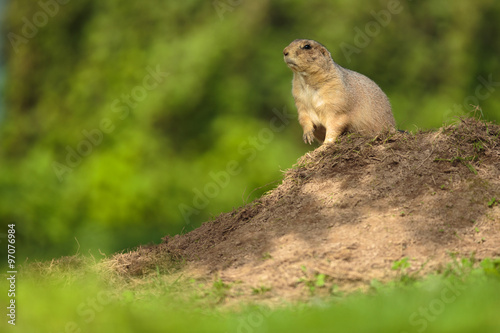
[283,39,395,145]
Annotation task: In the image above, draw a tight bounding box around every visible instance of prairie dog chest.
[293,77,325,123]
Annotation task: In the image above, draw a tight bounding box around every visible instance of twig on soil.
[415,148,435,170]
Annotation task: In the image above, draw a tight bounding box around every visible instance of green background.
[1,0,500,260]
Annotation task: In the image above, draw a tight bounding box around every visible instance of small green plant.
[391,257,418,285]
[315,274,326,287]
[252,286,272,295]
[479,258,500,278]
[152,266,185,294]
[434,156,479,174]
[329,284,342,297]
[443,253,476,278]
[153,265,166,291]
[392,257,410,272]
[382,132,396,144]
[473,140,484,152]
[211,278,231,303]
[488,197,498,207]
[297,266,327,295]
[369,279,385,293]
[261,252,272,260]
[466,163,478,175]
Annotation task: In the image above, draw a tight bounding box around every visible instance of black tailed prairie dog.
[283,39,396,145]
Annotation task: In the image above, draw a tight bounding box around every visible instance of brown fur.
[283,39,396,145]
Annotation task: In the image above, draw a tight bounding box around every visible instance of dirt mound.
[112,118,500,303]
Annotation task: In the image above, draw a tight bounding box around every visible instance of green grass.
[1,256,500,333]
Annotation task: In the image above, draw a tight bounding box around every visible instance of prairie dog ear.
[319,46,331,58]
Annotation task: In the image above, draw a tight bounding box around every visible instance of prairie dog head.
[283,39,333,74]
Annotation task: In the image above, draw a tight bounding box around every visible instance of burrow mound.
[111,118,500,301]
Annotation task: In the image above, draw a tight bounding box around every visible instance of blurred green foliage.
[1,0,500,259]
[1,256,500,332]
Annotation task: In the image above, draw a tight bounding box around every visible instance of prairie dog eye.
[302,44,311,50]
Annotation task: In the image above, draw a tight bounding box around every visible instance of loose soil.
[110,118,500,305]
